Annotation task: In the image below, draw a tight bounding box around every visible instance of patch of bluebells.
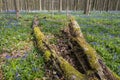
[117,66,120,76]
[32,67,39,72]
[2,49,44,80]
[113,53,117,61]
[90,42,98,45]
[22,52,28,59]
[6,55,11,59]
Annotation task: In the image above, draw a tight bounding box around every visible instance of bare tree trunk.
[59,0,62,12]
[74,0,76,11]
[102,0,106,11]
[6,0,9,12]
[14,0,20,19]
[106,0,110,12]
[0,0,3,12]
[91,0,95,10]
[84,0,91,15]
[88,0,92,13]
[39,0,41,11]
[51,0,54,17]
[48,0,50,11]
[66,0,69,17]
[76,0,79,10]
[26,0,30,12]
[43,0,46,10]
[116,0,119,11]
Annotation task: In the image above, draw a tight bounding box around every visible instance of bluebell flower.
[91,42,97,45]
[22,52,28,59]
[100,32,103,35]
[109,34,114,38]
[32,67,39,72]
[113,53,117,60]
[8,10,16,13]
[6,55,11,59]
[118,66,120,69]
[16,72,19,77]
[32,67,36,72]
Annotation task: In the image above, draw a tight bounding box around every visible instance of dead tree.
[32,16,120,80]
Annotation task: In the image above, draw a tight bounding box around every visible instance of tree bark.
[84,0,89,14]
[59,0,62,12]
[32,16,120,80]
[106,0,110,12]
[39,0,42,11]
[0,0,3,12]
[66,0,69,17]
[32,16,87,80]
[14,0,20,19]
[51,0,54,17]
[67,17,120,80]
[116,0,119,11]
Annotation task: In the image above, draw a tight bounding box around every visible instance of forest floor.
[0,11,120,79]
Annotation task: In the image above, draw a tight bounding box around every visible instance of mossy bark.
[67,17,120,80]
[33,16,120,80]
[33,17,87,80]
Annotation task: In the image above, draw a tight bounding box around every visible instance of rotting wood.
[66,16,120,80]
[32,16,87,80]
[32,16,120,80]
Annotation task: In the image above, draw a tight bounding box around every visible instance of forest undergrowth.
[0,11,120,79]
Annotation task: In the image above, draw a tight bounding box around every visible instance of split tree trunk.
[67,17,120,80]
[32,16,120,80]
[33,16,87,80]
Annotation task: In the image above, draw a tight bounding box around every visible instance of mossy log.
[33,16,120,80]
[33,17,87,80]
[66,17,120,80]
[34,27,87,80]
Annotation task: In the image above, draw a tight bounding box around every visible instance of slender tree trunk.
[106,0,110,12]
[84,0,90,15]
[43,0,46,10]
[76,0,79,10]
[51,0,54,17]
[116,0,119,11]
[14,0,20,19]
[59,0,62,12]
[102,0,106,11]
[6,0,9,12]
[48,0,51,11]
[66,0,69,17]
[0,0,3,12]
[26,0,29,12]
[88,0,92,13]
[39,0,41,11]
[74,0,76,11]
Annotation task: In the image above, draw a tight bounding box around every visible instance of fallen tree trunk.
[33,16,87,80]
[65,17,120,80]
[32,16,120,80]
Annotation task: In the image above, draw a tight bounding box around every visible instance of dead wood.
[33,17,87,80]
[65,17,120,80]
[32,16,120,80]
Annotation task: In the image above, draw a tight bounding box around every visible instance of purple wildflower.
[6,55,11,59]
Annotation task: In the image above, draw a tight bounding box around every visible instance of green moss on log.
[69,18,120,80]
[34,27,45,50]
[59,57,87,80]
[33,26,86,80]
[69,19,100,70]
[44,50,51,61]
